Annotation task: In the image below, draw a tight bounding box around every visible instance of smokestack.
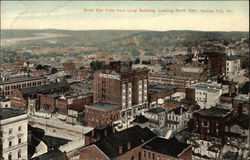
[118,145,123,154]
[127,141,131,150]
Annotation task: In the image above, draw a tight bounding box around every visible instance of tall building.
[0,108,28,160]
[194,51,226,79]
[93,68,149,122]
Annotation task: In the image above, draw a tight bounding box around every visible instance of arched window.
[18,149,21,158]
[8,152,12,160]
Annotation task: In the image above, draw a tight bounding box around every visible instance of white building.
[0,108,28,160]
[226,56,241,77]
[166,107,192,132]
[190,82,227,109]
[144,107,166,128]
[0,98,11,109]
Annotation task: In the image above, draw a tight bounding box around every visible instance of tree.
[36,64,43,70]
[134,58,140,64]
[51,68,58,74]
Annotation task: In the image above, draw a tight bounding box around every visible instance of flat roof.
[0,108,26,120]
[197,107,231,117]
[0,75,43,85]
[190,83,221,93]
[147,107,166,114]
[70,82,93,89]
[148,84,177,94]
[87,103,119,110]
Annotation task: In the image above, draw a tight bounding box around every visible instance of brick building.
[84,103,120,128]
[148,84,177,107]
[193,51,226,79]
[149,74,198,89]
[63,61,76,71]
[10,82,69,111]
[190,107,233,140]
[57,93,93,116]
[93,68,149,122]
[188,107,234,159]
[80,125,191,160]
[84,125,114,145]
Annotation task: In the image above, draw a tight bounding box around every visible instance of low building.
[80,125,192,160]
[10,82,69,111]
[189,82,227,109]
[225,114,249,149]
[84,125,114,146]
[0,108,28,160]
[166,107,192,132]
[79,125,157,160]
[149,74,198,89]
[0,98,11,109]
[0,75,44,97]
[148,84,177,108]
[142,137,192,160]
[144,107,166,128]
[70,82,93,94]
[84,103,120,128]
[188,107,233,159]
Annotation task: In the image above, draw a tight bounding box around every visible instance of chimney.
[91,130,95,137]
[127,141,131,150]
[97,133,100,141]
[104,129,108,137]
[118,145,123,154]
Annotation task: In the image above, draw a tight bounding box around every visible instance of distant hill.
[1,29,249,56]
[0,29,144,48]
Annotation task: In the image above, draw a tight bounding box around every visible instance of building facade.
[93,69,149,122]
[0,108,28,160]
[0,75,44,97]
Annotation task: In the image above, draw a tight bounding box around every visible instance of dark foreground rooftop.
[94,125,156,159]
[143,137,191,158]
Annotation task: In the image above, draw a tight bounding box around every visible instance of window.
[18,149,21,158]
[18,138,22,144]
[9,141,12,147]
[9,129,13,134]
[8,153,12,160]
[18,126,22,131]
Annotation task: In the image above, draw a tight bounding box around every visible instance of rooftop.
[20,82,68,96]
[70,82,93,89]
[227,56,240,61]
[197,107,231,117]
[0,108,26,120]
[87,103,119,111]
[0,97,10,102]
[0,75,43,84]
[190,82,222,93]
[169,107,188,115]
[142,137,191,158]
[133,115,149,124]
[94,125,156,159]
[148,84,177,94]
[225,114,249,130]
[147,107,166,114]
[233,94,249,101]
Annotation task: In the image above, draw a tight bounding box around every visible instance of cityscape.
[0,1,249,160]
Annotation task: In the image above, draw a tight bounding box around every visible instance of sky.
[1,1,249,31]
